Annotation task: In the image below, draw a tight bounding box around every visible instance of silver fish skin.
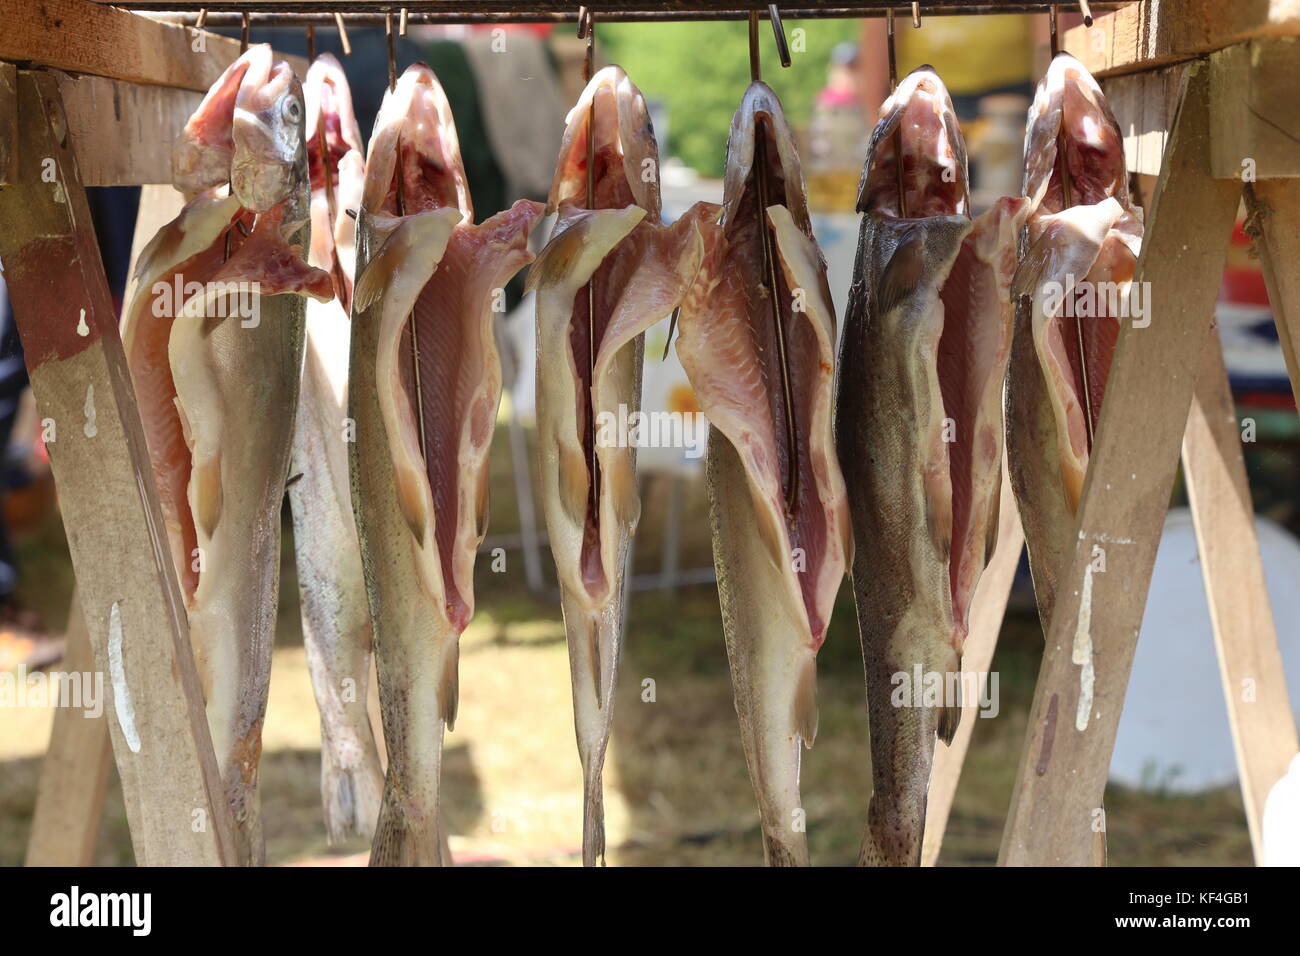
[675,82,849,867]
[289,53,385,845]
[532,65,709,866]
[125,44,333,865]
[838,65,1023,867]
[349,64,542,866]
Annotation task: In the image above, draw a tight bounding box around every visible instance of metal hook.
[306,24,315,62]
[399,8,410,36]
[911,2,921,28]
[886,7,898,91]
[768,6,791,68]
[748,10,761,82]
[334,12,352,56]
[240,11,249,53]
[1079,1,1094,27]
[887,8,907,218]
[1049,5,1059,57]
[195,8,207,31]
[386,13,397,91]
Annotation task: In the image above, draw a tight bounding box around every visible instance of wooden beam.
[25,589,113,866]
[0,70,234,866]
[1246,180,1300,411]
[922,474,1023,867]
[1063,0,1300,78]
[1182,324,1299,862]
[0,0,307,91]
[57,74,201,187]
[1209,37,1300,180]
[998,61,1241,866]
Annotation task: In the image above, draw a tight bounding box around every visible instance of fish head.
[304,53,364,193]
[858,65,968,220]
[721,81,813,234]
[549,65,661,217]
[173,46,268,197]
[1024,53,1128,215]
[231,51,308,213]
[362,63,471,221]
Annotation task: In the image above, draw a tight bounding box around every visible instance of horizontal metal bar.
[129,1,1128,22]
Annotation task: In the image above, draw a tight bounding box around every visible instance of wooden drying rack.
[1,0,1295,867]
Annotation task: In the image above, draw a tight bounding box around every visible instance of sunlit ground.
[0,424,1252,866]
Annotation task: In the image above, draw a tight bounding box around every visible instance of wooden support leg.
[0,71,234,865]
[24,589,112,866]
[1182,322,1298,862]
[999,62,1242,866]
[921,474,1023,866]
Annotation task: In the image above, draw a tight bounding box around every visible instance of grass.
[0,424,1252,866]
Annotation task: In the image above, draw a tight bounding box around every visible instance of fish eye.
[283,98,301,122]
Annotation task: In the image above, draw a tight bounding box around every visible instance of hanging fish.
[836,66,1027,867]
[287,53,385,845]
[122,44,332,865]
[349,64,543,866]
[674,82,850,867]
[529,65,710,866]
[1007,53,1142,624]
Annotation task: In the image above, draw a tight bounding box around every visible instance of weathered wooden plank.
[0,62,15,186]
[1182,324,1298,862]
[1100,64,1187,178]
[0,70,234,866]
[998,61,1241,866]
[921,474,1023,867]
[1063,0,1300,77]
[24,589,113,867]
[56,74,201,187]
[1247,180,1300,408]
[1209,37,1300,180]
[0,0,307,91]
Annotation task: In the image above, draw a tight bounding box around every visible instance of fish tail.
[369,777,449,866]
[582,767,607,867]
[859,791,926,867]
[320,741,385,844]
[561,587,622,867]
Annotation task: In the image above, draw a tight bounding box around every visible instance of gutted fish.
[836,66,1026,866]
[530,65,710,866]
[286,54,385,844]
[1007,53,1142,622]
[123,44,332,864]
[674,82,849,867]
[349,64,543,866]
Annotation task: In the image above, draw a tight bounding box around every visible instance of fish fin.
[793,654,819,748]
[439,640,459,731]
[587,614,603,705]
[583,769,606,867]
[475,468,491,541]
[937,675,962,745]
[525,205,645,295]
[876,231,927,318]
[983,473,1002,567]
[925,478,953,562]
[558,443,591,523]
[354,208,460,314]
[191,453,223,539]
[393,464,428,547]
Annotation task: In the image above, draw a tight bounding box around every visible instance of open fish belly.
[838,212,971,867]
[170,268,308,867]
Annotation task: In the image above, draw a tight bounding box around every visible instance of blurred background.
[1,10,1296,865]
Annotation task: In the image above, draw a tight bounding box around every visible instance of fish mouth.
[1024,53,1129,215]
[363,63,471,220]
[305,53,363,191]
[858,66,968,220]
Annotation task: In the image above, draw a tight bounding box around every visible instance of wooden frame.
[4,0,1296,868]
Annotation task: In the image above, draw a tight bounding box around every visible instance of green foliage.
[600,19,858,178]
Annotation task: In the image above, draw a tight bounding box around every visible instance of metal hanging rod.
[132,3,1125,24]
